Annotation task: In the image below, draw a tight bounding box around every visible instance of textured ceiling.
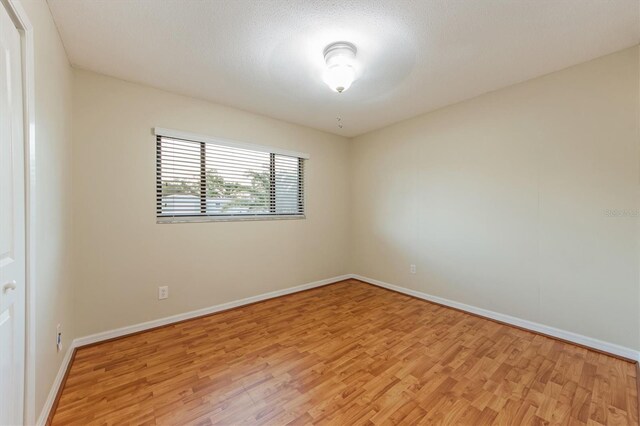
[48,0,639,137]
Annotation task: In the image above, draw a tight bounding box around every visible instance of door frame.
[0,0,35,423]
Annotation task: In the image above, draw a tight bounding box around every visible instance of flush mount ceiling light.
[323,41,358,93]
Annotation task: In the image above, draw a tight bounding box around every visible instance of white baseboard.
[38,273,639,425]
[74,274,352,347]
[36,342,76,426]
[70,272,640,361]
[351,274,640,363]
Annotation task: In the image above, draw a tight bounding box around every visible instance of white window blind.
[155,129,306,223]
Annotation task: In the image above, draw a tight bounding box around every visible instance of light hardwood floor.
[51,280,638,425]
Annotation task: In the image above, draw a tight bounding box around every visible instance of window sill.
[156,215,306,224]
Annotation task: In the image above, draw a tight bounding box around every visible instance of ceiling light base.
[323,42,357,64]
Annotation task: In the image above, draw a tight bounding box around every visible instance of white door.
[0,2,26,425]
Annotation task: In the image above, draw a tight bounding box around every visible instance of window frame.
[154,128,308,224]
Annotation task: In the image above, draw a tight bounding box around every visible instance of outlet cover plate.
[158,286,169,300]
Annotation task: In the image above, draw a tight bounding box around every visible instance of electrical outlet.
[158,286,169,300]
[410,264,416,274]
[56,323,62,352]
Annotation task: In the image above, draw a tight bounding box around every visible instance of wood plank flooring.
[51,280,638,425]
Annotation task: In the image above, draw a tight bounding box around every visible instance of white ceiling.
[48,0,639,137]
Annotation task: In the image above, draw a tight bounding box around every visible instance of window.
[155,128,307,223]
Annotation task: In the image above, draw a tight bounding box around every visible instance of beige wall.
[21,0,75,418]
[350,46,640,351]
[72,70,350,337]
